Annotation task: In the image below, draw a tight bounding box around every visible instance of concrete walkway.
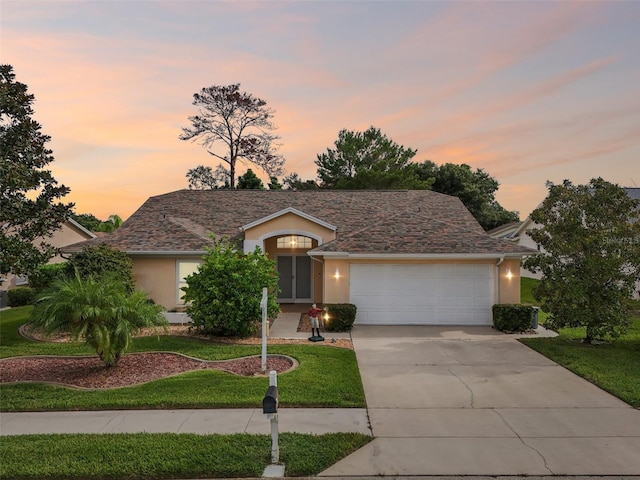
[0,408,370,436]
[320,325,640,477]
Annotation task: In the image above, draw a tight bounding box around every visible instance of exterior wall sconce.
[506,269,513,280]
[333,269,340,280]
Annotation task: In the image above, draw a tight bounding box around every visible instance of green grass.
[0,432,373,479]
[519,279,640,408]
[0,306,365,411]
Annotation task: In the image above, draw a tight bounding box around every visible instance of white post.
[270,414,279,463]
[269,370,279,463]
[261,287,268,372]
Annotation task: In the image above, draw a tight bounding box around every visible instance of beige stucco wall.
[323,258,351,304]
[243,213,336,244]
[131,256,202,310]
[498,258,521,304]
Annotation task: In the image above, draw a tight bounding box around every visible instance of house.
[502,187,640,290]
[64,189,536,326]
[1,218,96,291]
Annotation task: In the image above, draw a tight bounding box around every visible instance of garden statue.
[308,304,325,342]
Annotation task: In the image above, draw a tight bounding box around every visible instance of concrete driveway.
[320,326,640,477]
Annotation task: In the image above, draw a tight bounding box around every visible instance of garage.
[349,264,495,325]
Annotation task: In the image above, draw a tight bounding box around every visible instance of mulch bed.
[0,352,295,389]
[2,322,351,390]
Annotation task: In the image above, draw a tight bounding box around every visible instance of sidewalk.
[0,408,370,436]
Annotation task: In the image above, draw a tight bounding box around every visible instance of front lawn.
[519,279,640,408]
[0,306,365,411]
[0,432,373,479]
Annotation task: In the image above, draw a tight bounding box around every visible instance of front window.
[177,260,202,303]
[277,235,311,249]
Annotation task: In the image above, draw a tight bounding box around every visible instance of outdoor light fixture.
[334,268,340,279]
[506,269,513,280]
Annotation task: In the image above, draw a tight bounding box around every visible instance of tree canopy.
[72,213,123,233]
[0,64,74,275]
[315,127,430,190]
[522,178,640,343]
[237,168,264,189]
[414,161,519,230]
[180,83,285,188]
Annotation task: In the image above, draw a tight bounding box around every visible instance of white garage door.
[350,264,495,325]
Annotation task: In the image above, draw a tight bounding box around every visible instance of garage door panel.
[350,264,494,326]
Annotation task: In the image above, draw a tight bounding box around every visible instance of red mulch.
[0,352,294,389]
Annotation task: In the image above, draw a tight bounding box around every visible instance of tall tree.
[180,83,285,188]
[414,161,519,230]
[523,178,640,343]
[236,168,264,189]
[0,64,73,275]
[315,127,429,190]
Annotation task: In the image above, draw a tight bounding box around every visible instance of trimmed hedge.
[492,304,534,332]
[324,303,357,332]
[7,287,36,306]
[29,263,67,292]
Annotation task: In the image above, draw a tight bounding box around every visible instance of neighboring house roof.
[67,218,98,240]
[486,221,522,239]
[624,187,640,203]
[63,189,536,257]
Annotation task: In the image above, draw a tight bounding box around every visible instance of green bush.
[183,237,280,337]
[324,304,357,332]
[65,244,134,293]
[492,304,533,332]
[7,287,36,306]
[29,263,67,292]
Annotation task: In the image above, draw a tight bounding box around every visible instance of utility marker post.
[260,287,268,372]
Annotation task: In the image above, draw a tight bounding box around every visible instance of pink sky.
[2,1,639,220]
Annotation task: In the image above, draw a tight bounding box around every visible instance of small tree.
[237,168,264,189]
[180,83,285,188]
[0,64,74,275]
[32,273,166,367]
[183,237,280,337]
[65,244,135,293]
[523,178,640,343]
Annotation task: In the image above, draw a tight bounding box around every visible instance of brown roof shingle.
[64,189,535,257]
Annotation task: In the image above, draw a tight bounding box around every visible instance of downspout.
[308,254,325,304]
[495,255,505,305]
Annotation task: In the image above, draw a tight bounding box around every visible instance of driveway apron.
[320,326,640,477]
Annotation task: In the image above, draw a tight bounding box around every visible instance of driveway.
[320,326,640,477]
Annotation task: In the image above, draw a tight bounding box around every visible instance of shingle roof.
[65,189,535,257]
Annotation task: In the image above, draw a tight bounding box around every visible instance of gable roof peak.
[240,206,337,232]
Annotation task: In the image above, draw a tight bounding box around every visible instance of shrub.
[7,287,36,306]
[32,273,167,367]
[492,304,534,332]
[183,237,280,337]
[65,244,134,293]
[324,304,357,332]
[29,263,67,292]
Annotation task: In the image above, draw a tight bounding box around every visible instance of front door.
[277,255,312,302]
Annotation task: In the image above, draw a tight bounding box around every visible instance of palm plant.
[32,272,167,367]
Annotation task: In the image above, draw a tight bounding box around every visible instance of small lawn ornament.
[308,304,325,342]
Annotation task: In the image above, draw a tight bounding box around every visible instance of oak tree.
[522,178,640,343]
[0,64,73,275]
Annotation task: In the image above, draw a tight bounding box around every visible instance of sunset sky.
[3,1,639,221]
